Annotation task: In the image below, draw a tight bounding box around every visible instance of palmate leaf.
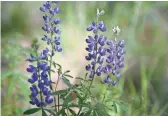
[75,89,85,100]
[61,110,66,116]
[113,101,118,113]
[63,74,73,78]
[42,109,47,116]
[53,62,62,73]
[64,70,70,74]
[94,103,110,116]
[62,77,72,87]
[57,108,66,116]
[50,69,56,73]
[69,108,76,116]
[75,77,84,80]
[23,108,41,115]
[83,110,92,116]
[68,103,79,108]
[51,89,68,96]
[95,110,109,116]
[115,100,128,112]
[63,93,73,106]
[75,77,89,83]
[93,111,98,116]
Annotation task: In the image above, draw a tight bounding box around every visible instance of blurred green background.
[1,1,168,116]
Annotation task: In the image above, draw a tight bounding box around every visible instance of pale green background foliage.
[1,1,168,116]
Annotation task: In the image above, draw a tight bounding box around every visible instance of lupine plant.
[23,1,126,116]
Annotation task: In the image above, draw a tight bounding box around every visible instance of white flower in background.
[97,8,105,17]
[112,26,121,36]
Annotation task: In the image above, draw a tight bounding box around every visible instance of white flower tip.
[99,10,105,15]
[115,37,117,42]
[112,26,121,35]
[97,8,105,16]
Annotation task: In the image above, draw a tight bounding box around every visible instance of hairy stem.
[102,84,110,103]
[55,70,61,112]
[48,27,57,112]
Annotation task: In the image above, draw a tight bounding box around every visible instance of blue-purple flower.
[40,1,62,55]
[86,21,106,34]
[38,48,50,60]
[102,26,125,85]
[85,10,125,86]
[103,75,111,84]
[105,39,125,78]
[26,54,36,62]
[85,20,107,78]
[26,1,63,107]
[27,61,53,107]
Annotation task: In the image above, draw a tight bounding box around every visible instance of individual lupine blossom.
[85,19,107,78]
[86,21,106,34]
[27,53,54,107]
[27,48,50,62]
[103,26,125,86]
[40,1,62,55]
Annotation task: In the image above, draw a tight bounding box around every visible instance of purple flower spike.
[103,76,111,84]
[85,16,107,79]
[40,1,62,54]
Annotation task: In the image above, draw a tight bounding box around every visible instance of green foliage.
[44,109,57,116]
[1,1,168,116]
[62,77,72,88]
[63,93,73,107]
[23,108,41,115]
[42,109,48,116]
[1,71,13,80]
[51,89,69,96]
[1,36,30,116]
[1,2,30,37]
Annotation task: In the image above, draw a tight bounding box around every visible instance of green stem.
[102,84,110,103]
[55,70,61,112]
[58,95,60,111]
[77,107,82,116]
[48,27,57,113]
[77,15,99,116]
